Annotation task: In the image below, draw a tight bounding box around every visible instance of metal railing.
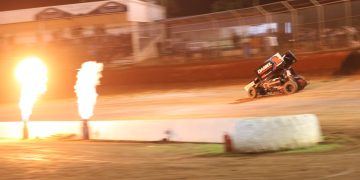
[156,0,360,63]
[0,0,359,67]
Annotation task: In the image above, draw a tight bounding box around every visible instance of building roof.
[0,0,164,25]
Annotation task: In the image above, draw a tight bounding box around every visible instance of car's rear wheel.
[258,88,267,96]
[295,76,307,90]
[283,80,298,94]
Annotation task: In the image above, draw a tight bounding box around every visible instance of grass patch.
[163,143,224,155]
[141,134,352,157]
[282,143,341,154]
[143,143,225,157]
[193,144,224,154]
[150,142,342,157]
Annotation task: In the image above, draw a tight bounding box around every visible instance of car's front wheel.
[248,86,258,98]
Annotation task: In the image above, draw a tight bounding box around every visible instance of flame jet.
[74,61,103,139]
[15,57,48,139]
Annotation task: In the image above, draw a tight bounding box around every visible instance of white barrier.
[232,114,322,152]
[0,119,238,142]
[0,122,23,139]
[0,114,322,150]
[0,121,82,139]
[28,121,83,139]
[89,119,238,143]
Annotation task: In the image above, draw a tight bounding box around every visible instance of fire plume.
[74,61,103,119]
[15,57,48,121]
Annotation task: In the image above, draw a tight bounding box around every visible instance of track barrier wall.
[0,114,322,150]
[102,50,352,85]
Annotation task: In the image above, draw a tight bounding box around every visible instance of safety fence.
[0,0,359,67]
[156,0,360,63]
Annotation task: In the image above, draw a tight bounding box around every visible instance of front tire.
[248,86,258,98]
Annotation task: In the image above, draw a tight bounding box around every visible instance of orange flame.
[15,57,48,121]
[74,61,103,119]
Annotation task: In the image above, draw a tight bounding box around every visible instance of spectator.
[344,26,359,48]
[231,31,240,49]
[250,35,261,56]
[265,33,279,54]
[242,35,251,58]
[156,41,162,57]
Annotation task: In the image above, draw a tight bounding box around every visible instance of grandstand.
[0,0,165,66]
[160,0,359,62]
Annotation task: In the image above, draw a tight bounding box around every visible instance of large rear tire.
[295,76,307,90]
[248,86,258,98]
[283,80,298,94]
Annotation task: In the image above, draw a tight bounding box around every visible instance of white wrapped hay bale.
[232,114,322,153]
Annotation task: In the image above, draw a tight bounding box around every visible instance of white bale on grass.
[232,114,322,153]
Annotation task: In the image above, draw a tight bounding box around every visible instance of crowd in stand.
[0,25,358,66]
[157,25,360,60]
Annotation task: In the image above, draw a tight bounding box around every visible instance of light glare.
[15,57,48,121]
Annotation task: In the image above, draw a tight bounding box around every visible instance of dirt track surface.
[0,140,358,180]
[0,75,360,179]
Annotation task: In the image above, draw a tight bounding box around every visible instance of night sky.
[176,0,216,16]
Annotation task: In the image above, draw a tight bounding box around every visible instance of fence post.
[131,22,141,62]
[211,17,220,58]
[256,5,271,24]
[281,1,298,53]
[344,0,352,27]
[256,5,272,54]
[310,0,325,49]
